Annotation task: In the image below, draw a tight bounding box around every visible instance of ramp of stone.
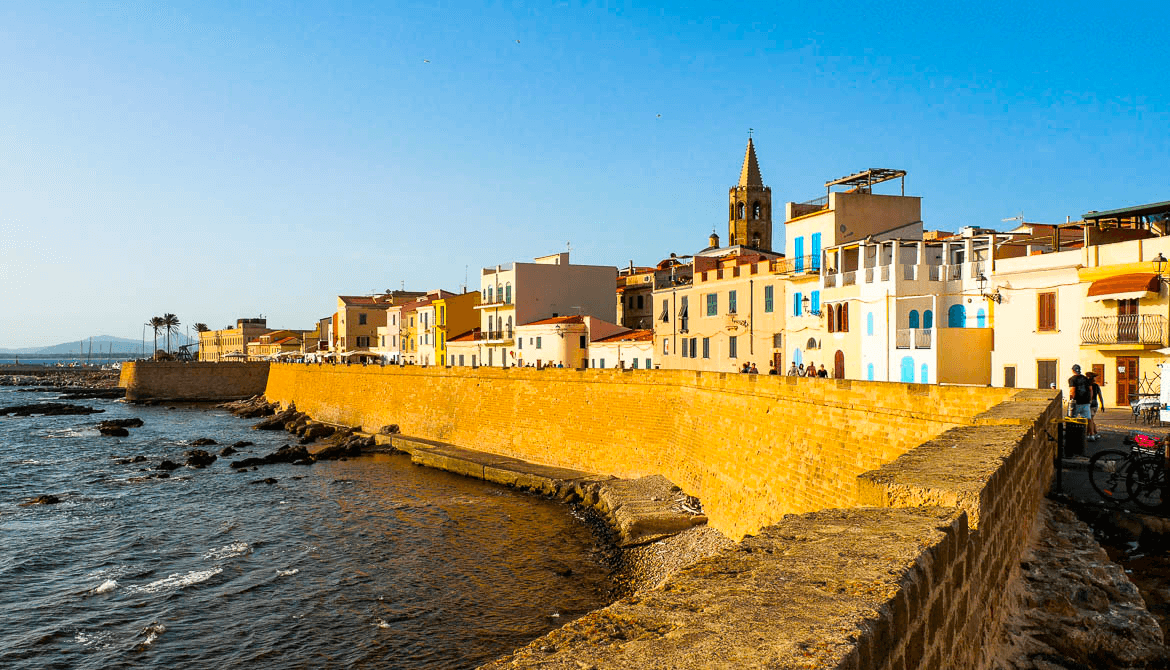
[379,434,707,547]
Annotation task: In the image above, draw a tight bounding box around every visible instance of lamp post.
[1155,253,1169,347]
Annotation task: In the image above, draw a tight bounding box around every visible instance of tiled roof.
[592,329,653,343]
[448,328,480,342]
[340,295,390,307]
[522,315,585,327]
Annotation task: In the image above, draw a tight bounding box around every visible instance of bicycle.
[1123,434,1170,511]
[1088,433,1163,504]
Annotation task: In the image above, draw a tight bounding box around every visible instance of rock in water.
[190,438,217,447]
[100,418,144,428]
[219,446,237,457]
[157,460,180,471]
[231,440,253,448]
[0,402,105,417]
[184,450,217,468]
[314,435,374,461]
[99,425,130,437]
[229,444,312,469]
[20,494,61,506]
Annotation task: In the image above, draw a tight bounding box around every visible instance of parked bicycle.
[1088,433,1164,504]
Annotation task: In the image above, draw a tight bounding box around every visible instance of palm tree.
[194,323,210,333]
[163,313,180,353]
[149,316,165,359]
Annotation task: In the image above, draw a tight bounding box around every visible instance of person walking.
[818,364,828,378]
[1067,364,1092,421]
[749,363,759,374]
[805,362,818,378]
[798,363,806,376]
[1086,371,1105,441]
[787,362,799,376]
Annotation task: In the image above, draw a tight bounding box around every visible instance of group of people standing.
[786,361,828,378]
[1068,363,1106,441]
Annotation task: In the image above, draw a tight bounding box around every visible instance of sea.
[0,385,614,669]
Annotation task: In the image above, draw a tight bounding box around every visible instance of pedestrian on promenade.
[1086,371,1105,441]
[798,363,805,376]
[740,362,750,373]
[769,361,778,375]
[749,363,759,374]
[805,362,818,378]
[787,362,798,376]
[1068,364,1092,421]
[818,364,828,378]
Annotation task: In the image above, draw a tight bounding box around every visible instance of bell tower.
[728,136,772,251]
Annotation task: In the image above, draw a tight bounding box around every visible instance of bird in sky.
[656,114,662,118]
[516,39,520,44]
[423,59,430,63]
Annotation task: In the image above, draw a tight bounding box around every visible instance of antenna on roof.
[1001,213,1024,223]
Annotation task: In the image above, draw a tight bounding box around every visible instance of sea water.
[0,386,613,669]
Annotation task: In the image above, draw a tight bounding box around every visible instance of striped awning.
[1087,273,1161,301]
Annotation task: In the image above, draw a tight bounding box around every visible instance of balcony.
[474,301,514,310]
[824,274,837,288]
[896,328,933,349]
[843,271,856,286]
[775,255,822,275]
[1080,315,1165,347]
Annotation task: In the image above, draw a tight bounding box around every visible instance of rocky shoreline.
[0,369,120,389]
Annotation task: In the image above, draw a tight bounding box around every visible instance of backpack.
[1071,375,1092,404]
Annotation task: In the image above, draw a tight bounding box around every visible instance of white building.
[590,329,655,369]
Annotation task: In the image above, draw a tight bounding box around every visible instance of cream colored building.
[473,252,617,368]
[512,315,625,368]
[199,318,270,362]
[989,200,1170,401]
[446,328,481,368]
[590,329,654,369]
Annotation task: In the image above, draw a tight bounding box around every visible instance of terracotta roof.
[339,295,392,307]
[1087,273,1159,299]
[592,329,653,343]
[522,315,585,326]
[448,328,480,342]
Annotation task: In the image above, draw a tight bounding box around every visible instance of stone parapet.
[119,361,270,402]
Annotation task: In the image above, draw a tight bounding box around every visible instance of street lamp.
[801,295,810,314]
[979,273,1002,304]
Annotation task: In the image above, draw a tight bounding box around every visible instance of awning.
[1087,273,1160,301]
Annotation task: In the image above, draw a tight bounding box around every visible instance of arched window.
[900,356,915,383]
[751,235,761,248]
[807,337,817,350]
[752,202,761,218]
[923,310,934,329]
[506,316,513,338]
[867,363,875,381]
[793,348,803,366]
[505,284,512,304]
[840,303,849,332]
[488,286,494,303]
[976,307,986,328]
[920,363,929,384]
[908,310,920,329]
[948,304,966,328]
[866,312,874,336]
[737,202,745,219]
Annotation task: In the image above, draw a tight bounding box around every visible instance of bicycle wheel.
[1088,449,1132,503]
[1126,456,1166,511]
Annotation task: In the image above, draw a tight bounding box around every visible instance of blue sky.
[1,1,1166,347]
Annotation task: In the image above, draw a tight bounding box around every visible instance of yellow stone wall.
[264,364,1018,538]
[120,361,271,401]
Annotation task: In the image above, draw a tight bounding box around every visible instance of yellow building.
[247,331,304,359]
[334,291,424,353]
[435,291,481,366]
[199,318,270,362]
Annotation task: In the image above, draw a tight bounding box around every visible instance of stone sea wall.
[264,364,1063,669]
[263,364,1018,539]
[119,361,270,402]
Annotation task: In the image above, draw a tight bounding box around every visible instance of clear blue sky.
[1,1,1166,347]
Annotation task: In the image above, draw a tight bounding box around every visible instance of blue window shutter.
[867,312,874,336]
[811,291,820,313]
[810,233,822,270]
[908,310,920,329]
[794,292,802,316]
[794,237,804,271]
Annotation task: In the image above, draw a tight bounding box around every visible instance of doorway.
[1118,299,1138,343]
[1116,357,1139,406]
[1037,360,1057,391]
[833,350,845,379]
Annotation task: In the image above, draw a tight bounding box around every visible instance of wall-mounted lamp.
[1155,253,1167,277]
[978,273,1003,304]
[800,295,822,317]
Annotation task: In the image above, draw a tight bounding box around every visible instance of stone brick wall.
[264,364,1017,540]
[120,361,270,401]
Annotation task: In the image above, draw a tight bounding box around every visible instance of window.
[631,358,638,369]
[867,312,874,336]
[690,337,697,358]
[976,308,986,328]
[359,313,367,325]
[471,355,476,367]
[828,305,836,333]
[488,286,494,302]
[505,284,511,304]
[772,333,782,348]
[728,335,738,358]
[459,355,465,366]
[737,202,745,219]
[637,295,644,309]
[628,296,634,308]
[681,338,689,357]
[381,336,385,346]
[679,297,689,331]
[599,359,606,368]
[706,293,717,316]
[839,303,849,332]
[439,307,445,325]
[579,335,586,348]
[921,364,929,384]
[810,290,820,314]
[663,338,669,355]
[810,233,822,270]
[702,337,710,358]
[392,315,397,326]
[948,304,966,328]
[660,299,670,322]
[793,292,802,316]
[794,236,805,271]
[752,201,761,218]
[1004,366,1016,388]
[728,290,737,314]
[764,285,774,313]
[867,363,874,381]
[645,358,651,369]
[923,310,933,329]
[536,337,542,349]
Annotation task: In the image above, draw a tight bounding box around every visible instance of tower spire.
[739,137,763,188]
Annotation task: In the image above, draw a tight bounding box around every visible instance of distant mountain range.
[0,334,195,355]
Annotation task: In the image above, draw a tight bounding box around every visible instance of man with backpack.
[1068,364,1093,420]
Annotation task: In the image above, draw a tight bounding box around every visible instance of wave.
[203,542,250,560]
[276,568,299,577]
[92,579,117,594]
[129,567,222,594]
[134,622,166,651]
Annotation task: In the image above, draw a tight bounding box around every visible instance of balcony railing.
[1080,315,1165,345]
[775,255,822,274]
[881,265,890,281]
[928,266,942,281]
[843,271,856,286]
[824,273,837,288]
[903,266,916,281]
[896,328,934,349]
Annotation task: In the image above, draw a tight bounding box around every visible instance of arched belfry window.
[737,202,745,220]
[752,202,761,218]
[751,235,760,248]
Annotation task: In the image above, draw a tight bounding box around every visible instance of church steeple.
[728,136,772,251]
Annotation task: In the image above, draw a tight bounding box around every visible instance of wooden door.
[1037,360,1057,391]
[772,352,784,373]
[1118,299,1138,342]
[1116,357,1138,406]
[833,350,845,379]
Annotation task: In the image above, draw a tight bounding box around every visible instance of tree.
[194,323,210,333]
[148,316,165,359]
[162,313,180,353]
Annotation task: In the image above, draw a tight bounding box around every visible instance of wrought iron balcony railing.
[1080,315,1165,345]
